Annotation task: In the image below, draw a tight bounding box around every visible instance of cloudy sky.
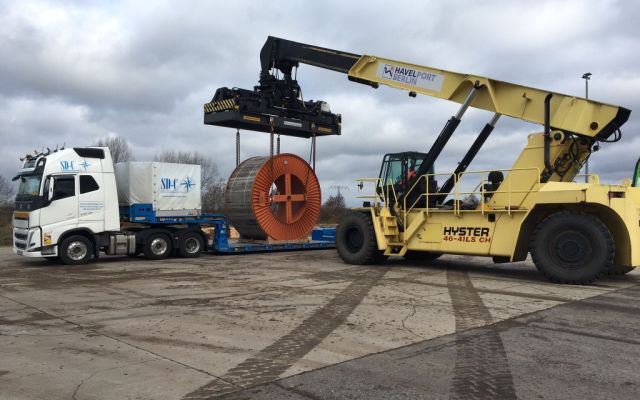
[1,0,638,205]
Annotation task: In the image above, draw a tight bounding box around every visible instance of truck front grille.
[14,232,27,241]
[14,241,26,249]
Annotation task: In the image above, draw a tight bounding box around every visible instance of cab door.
[40,174,79,238]
[78,174,105,232]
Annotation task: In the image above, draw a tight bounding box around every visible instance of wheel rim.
[345,226,364,252]
[67,241,88,261]
[184,237,200,254]
[150,237,168,256]
[551,230,592,267]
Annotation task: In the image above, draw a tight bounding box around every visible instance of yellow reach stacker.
[205,37,638,284]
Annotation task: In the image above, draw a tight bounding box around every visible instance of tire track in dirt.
[447,269,517,400]
[182,266,390,399]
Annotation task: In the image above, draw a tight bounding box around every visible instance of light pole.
[582,72,592,182]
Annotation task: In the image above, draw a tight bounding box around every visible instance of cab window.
[80,175,100,194]
[52,176,75,201]
[381,155,403,185]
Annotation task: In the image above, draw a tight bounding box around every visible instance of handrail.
[358,167,543,219]
[458,167,541,215]
[355,177,399,208]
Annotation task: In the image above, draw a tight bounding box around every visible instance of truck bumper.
[12,227,57,257]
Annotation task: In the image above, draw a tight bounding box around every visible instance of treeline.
[318,193,347,224]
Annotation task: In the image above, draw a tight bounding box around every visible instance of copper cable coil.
[225,153,321,240]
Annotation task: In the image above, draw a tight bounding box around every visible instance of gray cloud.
[0,0,638,206]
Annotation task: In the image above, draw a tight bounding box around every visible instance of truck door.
[78,174,105,232]
[40,174,79,234]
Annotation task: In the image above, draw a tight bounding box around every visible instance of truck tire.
[607,265,635,276]
[403,251,442,261]
[59,235,93,265]
[530,212,613,284]
[145,233,172,260]
[179,232,203,258]
[336,211,386,265]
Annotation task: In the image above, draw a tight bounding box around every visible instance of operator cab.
[377,152,436,206]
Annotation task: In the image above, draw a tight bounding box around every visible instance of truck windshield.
[16,174,42,200]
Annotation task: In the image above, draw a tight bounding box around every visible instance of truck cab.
[12,147,120,261]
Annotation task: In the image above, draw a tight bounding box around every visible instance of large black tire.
[607,265,635,276]
[530,212,614,284]
[144,233,172,260]
[403,251,442,261]
[179,232,204,258]
[336,211,386,265]
[58,235,93,265]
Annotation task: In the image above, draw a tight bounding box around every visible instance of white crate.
[114,162,201,212]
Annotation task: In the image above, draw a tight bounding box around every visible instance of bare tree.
[202,178,227,212]
[154,150,225,212]
[318,193,347,223]
[0,175,15,208]
[94,136,133,164]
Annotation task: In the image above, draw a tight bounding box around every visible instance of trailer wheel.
[59,235,93,265]
[607,265,635,276]
[145,233,172,260]
[530,212,614,284]
[179,232,203,258]
[336,211,386,264]
[403,251,442,261]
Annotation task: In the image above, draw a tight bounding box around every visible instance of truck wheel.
[530,212,614,284]
[145,233,172,260]
[607,265,635,276]
[336,211,386,264]
[179,232,203,258]
[403,251,442,261]
[59,235,93,265]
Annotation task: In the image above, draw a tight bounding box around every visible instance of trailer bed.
[211,239,335,254]
[120,204,335,254]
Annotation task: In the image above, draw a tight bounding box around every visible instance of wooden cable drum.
[225,153,321,240]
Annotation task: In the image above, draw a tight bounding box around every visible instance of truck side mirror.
[46,177,54,201]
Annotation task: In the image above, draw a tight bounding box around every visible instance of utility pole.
[582,72,592,183]
[329,185,349,197]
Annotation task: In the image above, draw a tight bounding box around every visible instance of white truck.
[12,147,211,264]
[11,147,335,265]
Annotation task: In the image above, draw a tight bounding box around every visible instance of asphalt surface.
[222,280,640,400]
[0,246,638,399]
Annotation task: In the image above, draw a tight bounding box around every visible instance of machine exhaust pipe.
[542,93,554,183]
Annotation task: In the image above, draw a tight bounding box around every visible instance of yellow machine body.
[221,36,637,282]
[358,131,640,268]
